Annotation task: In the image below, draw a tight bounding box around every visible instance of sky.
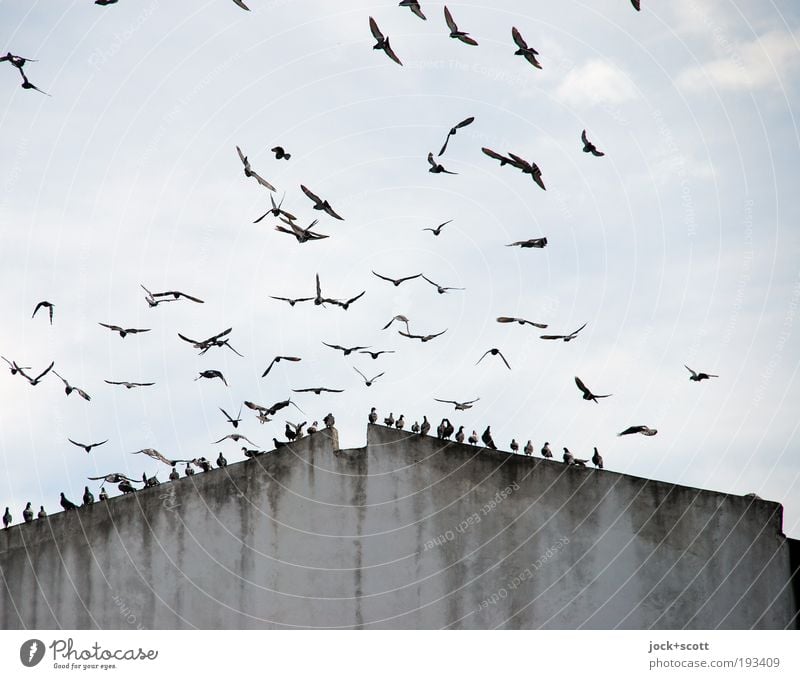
[0,0,798,536]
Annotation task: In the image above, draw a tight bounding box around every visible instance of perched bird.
[399,328,447,342]
[455,426,465,443]
[411,421,420,434]
[434,397,480,411]
[323,413,335,428]
[195,370,228,386]
[618,425,658,437]
[98,323,151,338]
[82,487,95,505]
[421,275,464,294]
[293,386,344,395]
[2,507,10,529]
[242,447,263,459]
[438,116,475,156]
[307,422,318,435]
[572,457,589,468]
[142,472,160,487]
[99,488,109,501]
[422,218,453,240]
[481,426,497,450]
[359,349,395,360]
[285,421,306,440]
[540,323,587,342]
[219,406,243,428]
[506,237,548,249]
[254,192,297,223]
[301,185,344,220]
[382,315,411,332]
[399,0,426,20]
[32,300,54,324]
[23,502,34,522]
[372,270,422,287]
[152,290,204,304]
[68,439,108,454]
[369,17,403,66]
[477,348,511,370]
[119,480,137,493]
[541,442,553,459]
[574,376,612,403]
[497,316,548,329]
[685,365,719,382]
[439,419,454,440]
[368,407,378,424]
[194,458,212,473]
[323,342,370,356]
[183,465,195,478]
[236,145,276,191]
[37,506,47,519]
[468,430,478,445]
[354,367,385,387]
[396,415,405,430]
[53,371,91,401]
[510,439,519,453]
[60,493,78,511]
[104,380,155,389]
[17,361,55,386]
[511,27,541,68]
[444,6,478,45]
[482,147,515,166]
[420,416,431,436]
[169,468,180,482]
[592,447,604,469]
[562,448,574,465]
[271,146,291,160]
[262,355,302,377]
[427,152,458,174]
[524,440,533,456]
[384,412,395,427]
[581,130,605,157]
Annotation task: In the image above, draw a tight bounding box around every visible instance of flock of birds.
[2,0,721,533]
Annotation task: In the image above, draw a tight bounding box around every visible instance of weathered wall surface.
[1,425,796,629]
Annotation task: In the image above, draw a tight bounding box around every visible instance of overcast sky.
[0,0,798,536]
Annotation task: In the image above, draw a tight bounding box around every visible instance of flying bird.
[270,295,314,307]
[369,17,403,66]
[18,361,54,386]
[104,380,155,389]
[372,270,422,287]
[32,301,54,324]
[399,1,426,20]
[98,323,151,338]
[540,323,587,342]
[382,315,411,331]
[177,327,232,352]
[293,386,344,395]
[195,370,228,386]
[359,349,395,359]
[254,193,296,223]
[444,6,478,45]
[618,425,658,437]
[219,406,243,428]
[1,356,30,375]
[574,376,612,403]
[152,290,205,303]
[353,367,384,387]
[141,284,178,308]
[20,72,50,96]
[497,316,548,329]
[236,146,276,191]
[323,342,370,356]
[60,493,78,511]
[422,220,453,236]
[477,348,511,370]
[88,472,138,484]
[427,152,458,174]
[132,448,188,467]
[52,371,91,401]
[69,439,108,454]
[262,356,302,378]
[421,275,464,294]
[581,130,605,156]
[438,116,474,156]
[301,185,344,220]
[434,397,480,411]
[506,237,548,249]
[271,146,291,160]
[214,433,259,446]
[274,217,330,243]
[685,365,719,382]
[511,27,541,68]
[398,328,447,342]
[506,153,546,190]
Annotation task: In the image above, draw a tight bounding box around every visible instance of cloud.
[677,29,800,92]
[556,59,638,108]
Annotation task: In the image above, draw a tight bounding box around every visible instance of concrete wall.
[1,425,796,629]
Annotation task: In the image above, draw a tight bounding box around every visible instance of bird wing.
[438,131,454,156]
[497,351,511,369]
[631,0,641,10]
[207,327,233,343]
[132,449,174,466]
[476,350,491,365]
[383,40,403,66]
[51,370,69,386]
[512,26,527,49]
[344,290,366,305]
[353,366,368,382]
[232,0,251,10]
[75,388,91,401]
[301,185,322,205]
[574,376,592,398]
[444,6,457,31]
[684,364,698,378]
[482,147,512,165]
[99,322,121,331]
[93,440,109,448]
[457,34,478,46]
[427,152,437,168]
[251,171,276,192]
[582,129,589,145]
[236,145,248,167]
[434,398,457,405]
[371,373,385,382]
[372,270,394,283]
[369,17,384,41]
[532,166,546,190]
[539,334,565,340]
[35,361,54,381]
[68,439,84,449]
[570,322,588,337]
[177,332,200,345]
[177,291,204,303]
[32,301,46,318]
[410,2,426,20]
